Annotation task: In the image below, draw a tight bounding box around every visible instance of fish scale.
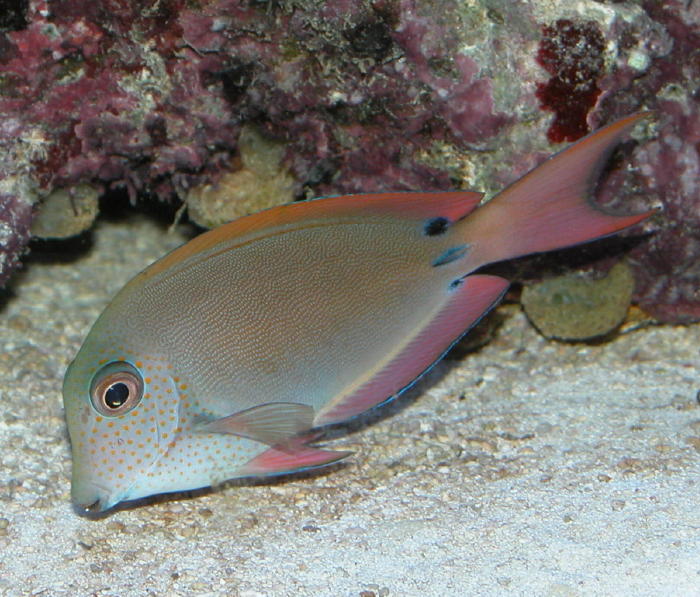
[63,113,653,513]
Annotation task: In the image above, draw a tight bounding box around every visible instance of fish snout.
[71,479,119,515]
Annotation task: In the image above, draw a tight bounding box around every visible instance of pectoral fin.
[238,435,352,477]
[197,402,314,446]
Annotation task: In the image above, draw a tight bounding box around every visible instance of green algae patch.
[521,262,635,340]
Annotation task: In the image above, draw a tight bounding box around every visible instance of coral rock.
[521,262,636,341]
[186,126,295,228]
[31,184,99,239]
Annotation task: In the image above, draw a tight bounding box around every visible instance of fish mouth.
[73,497,106,516]
[71,480,119,516]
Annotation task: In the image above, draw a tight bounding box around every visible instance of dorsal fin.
[137,191,483,282]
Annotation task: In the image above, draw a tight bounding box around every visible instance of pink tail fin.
[459,113,655,267]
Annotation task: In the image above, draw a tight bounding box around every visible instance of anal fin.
[315,274,510,426]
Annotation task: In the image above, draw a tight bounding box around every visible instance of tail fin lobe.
[458,113,654,267]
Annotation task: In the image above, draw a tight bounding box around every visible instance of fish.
[63,113,653,513]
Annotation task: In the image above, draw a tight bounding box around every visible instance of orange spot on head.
[179,384,188,390]
[95,416,103,423]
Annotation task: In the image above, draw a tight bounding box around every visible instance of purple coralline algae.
[0,0,698,323]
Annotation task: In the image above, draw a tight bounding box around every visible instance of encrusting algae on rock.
[521,262,636,341]
[186,126,296,228]
[30,184,100,239]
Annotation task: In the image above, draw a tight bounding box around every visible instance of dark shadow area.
[478,231,653,283]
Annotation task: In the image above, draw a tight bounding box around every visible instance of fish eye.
[89,361,144,417]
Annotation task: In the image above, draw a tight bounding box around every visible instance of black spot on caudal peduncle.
[423,217,450,236]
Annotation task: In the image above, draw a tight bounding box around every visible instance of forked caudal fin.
[457,113,655,268]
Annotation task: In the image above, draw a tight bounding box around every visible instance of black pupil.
[104,382,130,409]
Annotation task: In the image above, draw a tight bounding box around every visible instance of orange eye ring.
[89,361,144,417]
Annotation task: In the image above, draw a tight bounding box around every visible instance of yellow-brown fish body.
[63,114,652,513]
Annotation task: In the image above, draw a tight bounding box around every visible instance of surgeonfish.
[63,113,653,513]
